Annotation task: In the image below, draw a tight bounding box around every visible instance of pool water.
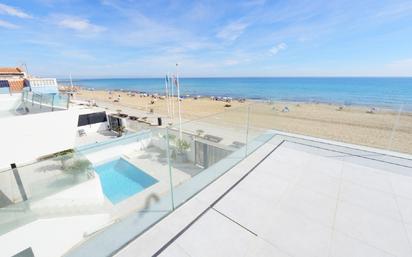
[94,158,158,204]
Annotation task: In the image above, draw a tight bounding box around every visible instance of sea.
[59,77,412,111]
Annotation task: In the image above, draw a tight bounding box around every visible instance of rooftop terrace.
[0,100,411,257]
[64,132,412,257]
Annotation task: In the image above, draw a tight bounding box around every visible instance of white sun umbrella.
[69,73,74,90]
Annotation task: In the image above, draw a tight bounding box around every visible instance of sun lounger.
[231,141,246,148]
[204,134,223,143]
[137,117,147,122]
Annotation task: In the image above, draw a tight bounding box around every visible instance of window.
[77,112,107,127]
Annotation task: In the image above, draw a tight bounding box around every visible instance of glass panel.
[64,130,174,256]
[18,92,70,114]
[1,131,174,256]
[386,104,412,155]
[167,105,250,207]
[251,99,404,153]
[338,102,412,248]
[53,93,70,110]
[0,151,96,236]
[246,103,279,155]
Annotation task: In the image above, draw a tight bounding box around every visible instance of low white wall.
[78,122,108,134]
[30,175,106,209]
[0,175,109,257]
[0,214,110,257]
[84,137,151,165]
[0,110,79,169]
[0,94,21,113]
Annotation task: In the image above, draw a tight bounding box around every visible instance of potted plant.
[196,129,204,137]
[113,125,126,137]
[52,149,75,169]
[64,159,93,181]
[173,138,190,162]
[52,150,93,181]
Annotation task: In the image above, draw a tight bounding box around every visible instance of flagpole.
[169,73,173,120]
[165,74,170,119]
[176,63,182,140]
[170,74,175,120]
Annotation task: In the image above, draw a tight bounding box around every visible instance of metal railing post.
[51,94,55,111]
[165,127,175,210]
[11,163,28,201]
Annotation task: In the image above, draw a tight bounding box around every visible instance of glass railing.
[61,129,175,257]
[166,106,249,207]
[20,90,70,114]
[247,100,412,156]
[386,104,412,154]
[65,100,411,256]
[0,151,98,236]
[1,98,411,257]
[59,105,276,257]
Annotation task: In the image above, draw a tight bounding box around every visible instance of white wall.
[0,214,110,257]
[0,94,21,113]
[0,174,109,257]
[78,121,109,134]
[0,109,79,169]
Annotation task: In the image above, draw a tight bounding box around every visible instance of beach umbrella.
[69,73,74,89]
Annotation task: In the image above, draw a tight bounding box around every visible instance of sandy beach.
[75,89,412,155]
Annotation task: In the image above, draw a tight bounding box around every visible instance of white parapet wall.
[0,93,21,117]
[0,214,110,257]
[0,109,79,169]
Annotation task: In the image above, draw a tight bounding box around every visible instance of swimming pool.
[94,158,158,204]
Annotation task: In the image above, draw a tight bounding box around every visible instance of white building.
[25,78,59,94]
[0,67,26,80]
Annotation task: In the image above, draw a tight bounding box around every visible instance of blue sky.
[0,0,411,78]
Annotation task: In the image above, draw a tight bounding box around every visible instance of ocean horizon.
[60,77,412,110]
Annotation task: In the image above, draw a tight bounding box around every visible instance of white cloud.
[61,50,95,60]
[0,3,31,19]
[224,59,240,66]
[0,19,19,29]
[57,16,105,34]
[376,2,412,19]
[387,58,412,75]
[269,42,287,55]
[217,21,249,42]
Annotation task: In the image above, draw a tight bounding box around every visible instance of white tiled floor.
[159,142,412,257]
[397,196,412,225]
[329,232,395,257]
[335,202,411,257]
[390,174,412,199]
